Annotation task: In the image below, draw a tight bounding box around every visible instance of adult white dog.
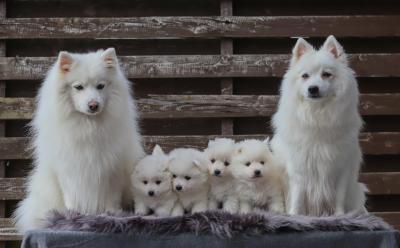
[13,48,144,232]
[271,36,367,216]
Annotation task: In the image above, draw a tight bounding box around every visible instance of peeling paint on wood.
[0,16,399,39]
[1,94,399,120]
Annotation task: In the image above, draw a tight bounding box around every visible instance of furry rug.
[45,211,393,238]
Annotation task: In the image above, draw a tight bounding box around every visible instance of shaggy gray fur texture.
[45,211,392,238]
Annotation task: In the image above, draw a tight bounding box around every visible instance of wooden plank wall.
[1,0,400,245]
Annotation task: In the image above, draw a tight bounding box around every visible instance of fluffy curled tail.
[13,167,64,234]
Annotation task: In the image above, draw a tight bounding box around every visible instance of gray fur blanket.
[46,211,392,238]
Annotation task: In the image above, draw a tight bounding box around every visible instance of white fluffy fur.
[167,148,209,215]
[271,36,367,216]
[132,145,178,217]
[13,48,144,233]
[204,138,238,213]
[231,139,285,214]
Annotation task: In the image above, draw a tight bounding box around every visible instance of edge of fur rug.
[45,210,393,238]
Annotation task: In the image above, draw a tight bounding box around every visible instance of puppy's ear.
[152,145,165,156]
[193,158,208,173]
[291,38,313,63]
[322,35,345,61]
[263,137,273,153]
[58,51,74,73]
[101,48,117,68]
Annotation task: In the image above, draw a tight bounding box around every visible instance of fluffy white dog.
[132,145,178,217]
[204,138,238,213]
[167,148,209,215]
[271,35,367,216]
[13,48,144,233]
[231,139,285,214]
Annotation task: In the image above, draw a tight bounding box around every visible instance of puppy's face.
[231,140,274,182]
[168,155,208,193]
[132,147,172,198]
[289,36,351,102]
[56,48,118,116]
[204,138,235,178]
[134,170,172,198]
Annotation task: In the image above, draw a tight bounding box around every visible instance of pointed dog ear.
[322,35,345,60]
[193,157,208,173]
[58,51,74,73]
[291,38,313,64]
[152,145,165,156]
[101,48,118,68]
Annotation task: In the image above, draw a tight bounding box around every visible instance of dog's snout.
[88,101,99,112]
[254,170,261,176]
[308,86,320,97]
[175,185,182,191]
[214,169,221,176]
[148,190,154,197]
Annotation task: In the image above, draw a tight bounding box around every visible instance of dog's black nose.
[214,169,221,176]
[308,86,319,96]
[88,101,99,112]
[254,170,261,176]
[148,191,154,196]
[175,185,182,191]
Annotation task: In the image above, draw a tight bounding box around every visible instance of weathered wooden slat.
[1,54,399,80]
[0,132,399,160]
[1,16,399,39]
[0,173,398,201]
[1,94,399,120]
[360,173,400,195]
[374,212,400,230]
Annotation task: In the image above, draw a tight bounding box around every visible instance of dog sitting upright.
[271,36,367,216]
[167,148,209,215]
[231,139,285,214]
[132,145,178,217]
[204,138,238,213]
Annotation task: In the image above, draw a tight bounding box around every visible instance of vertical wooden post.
[220,0,234,136]
[0,1,6,247]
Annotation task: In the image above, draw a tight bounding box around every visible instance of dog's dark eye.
[185,176,191,180]
[224,161,230,166]
[172,174,177,178]
[156,180,161,185]
[245,162,251,167]
[74,85,84,90]
[143,180,148,185]
[260,161,265,165]
[96,84,105,90]
[211,159,216,163]
[301,73,309,79]
[322,72,332,78]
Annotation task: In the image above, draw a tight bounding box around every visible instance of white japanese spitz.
[204,138,238,213]
[231,139,285,214]
[167,148,209,215]
[132,145,178,217]
[13,48,144,233]
[271,35,367,216]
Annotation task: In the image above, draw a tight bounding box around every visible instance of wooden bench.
[1,0,400,246]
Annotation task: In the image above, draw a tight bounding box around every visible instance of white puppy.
[13,48,144,233]
[167,148,209,215]
[271,35,367,216]
[204,138,238,213]
[132,145,178,217]
[231,139,285,214]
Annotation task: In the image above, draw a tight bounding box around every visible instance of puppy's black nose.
[148,191,154,196]
[88,101,99,112]
[214,169,221,176]
[308,86,319,96]
[254,170,261,176]
[175,185,182,191]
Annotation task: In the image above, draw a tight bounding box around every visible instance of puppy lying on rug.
[45,210,392,238]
